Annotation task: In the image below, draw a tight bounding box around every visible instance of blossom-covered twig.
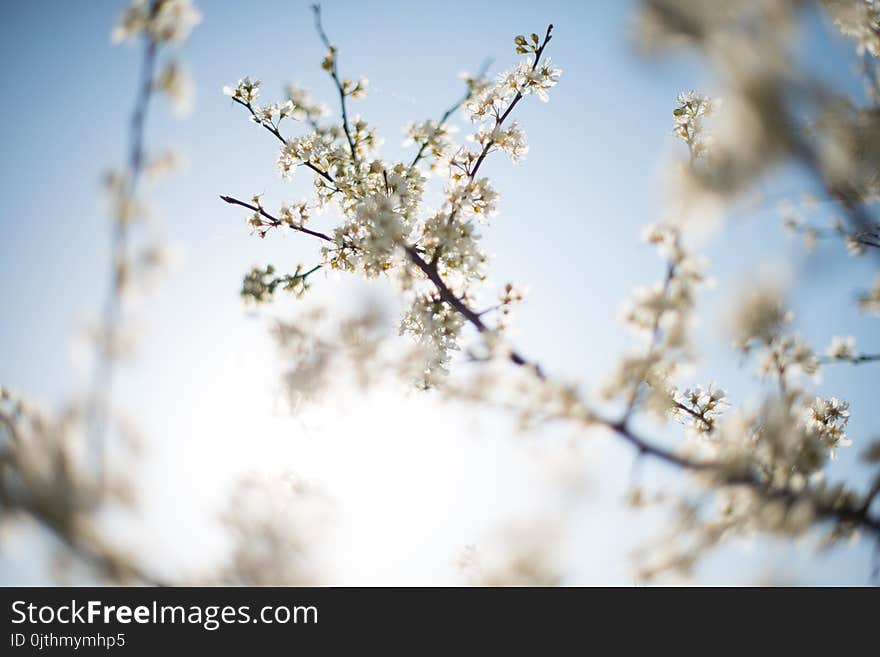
[217,190,539,371]
[819,335,880,365]
[607,416,880,535]
[222,20,557,377]
[219,195,334,242]
[468,25,552,185]
[782,214,880,255]
[409,59,494,169]
[819,353,880,365]
[403,245,540,372]
[225,94,337,184]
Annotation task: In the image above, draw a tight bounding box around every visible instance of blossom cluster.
[468,122,529,164]
[111,0,201,44]
[404,120,457,171]
[223,76,261,104]
[781,204,880,256]
[672,384,728,434]
[824,0,880,57]
[673,90,715,160]
[463,54,560,150]
[859,275,880,314]
[825,335,856,361]
[155,60,193,117]
[285,83,330,123]
[400,294,466,384]
[224,25,561,386]
[241,264,318,303]
[593,75,879,579]
[602,219,709,419]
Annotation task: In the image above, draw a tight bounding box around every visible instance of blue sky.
[1,1,878,584]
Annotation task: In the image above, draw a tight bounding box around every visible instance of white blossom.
[112,0,202,45]
[825,335,856,361]
[858,276,880,314]
[518,57,562,102]
[730,285,791,351]
[223,76,261,104]
[285,83,329,121]
[673,90,715,159]
[155,60,192,117]
[805,396,852,455]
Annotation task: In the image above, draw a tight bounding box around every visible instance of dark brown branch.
[606,418,714,471]
[604,418,880,536]
[672,399,714,430]
[404,246,539,373]
[230,96,336,184]
[220,196,335,243]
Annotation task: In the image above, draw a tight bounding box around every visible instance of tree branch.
[230,96,336,184]
[219,196,335,243]
[403,246,540,373]
[603,418,880,536]
[311,3,359,167]
[819,353,880,366]
[409,57,494,168]
[469,24,553,183]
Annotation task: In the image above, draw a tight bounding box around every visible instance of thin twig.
[622,258,677,424]
[219,196,335,243]
[311,4,359,166]
[604,417,880,535]
[230,96,336,184]
[409,57,494,168]
[469,24,553,183]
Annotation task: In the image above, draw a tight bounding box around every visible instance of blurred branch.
[819,353,880,366]
[88,1,161,480]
